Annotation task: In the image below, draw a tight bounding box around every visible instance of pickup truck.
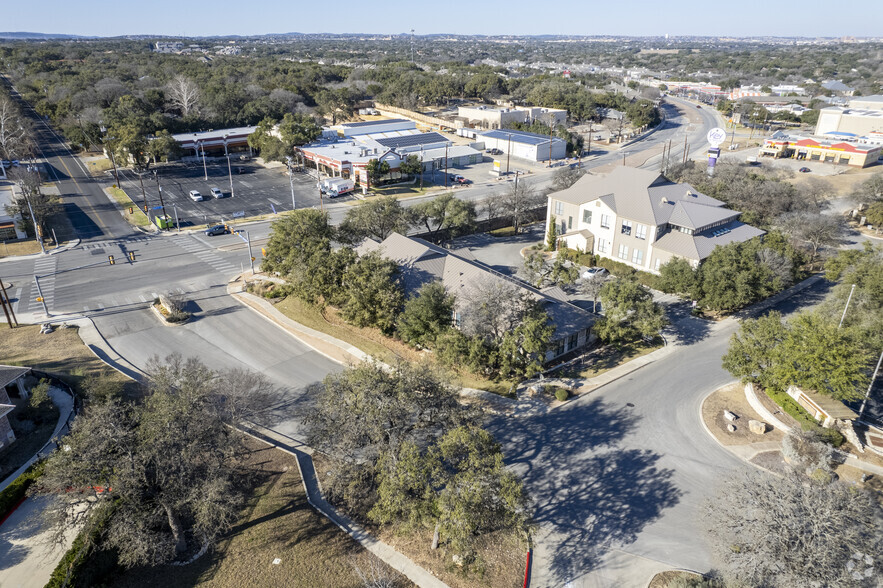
[452,175,471,185]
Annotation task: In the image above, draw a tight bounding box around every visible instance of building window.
[554,339,565,357]
[632,249,644,265]
[618,244,628,260]
[600,214,611,229]
[560,220,566,234]
[568,216,573,230]
[582,209,592,224]
[655,258,662,271]
[636,224,647,240]
[597,238,607,253]
[621,220,632,236]
[453,312,461,327]
[568,333,578,351]
[554,201,563,215]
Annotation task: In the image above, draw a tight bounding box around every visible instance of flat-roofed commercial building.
[478,129,566,162]
[457,105,567,129]
[761,131,882,168]
[815,107,883,137]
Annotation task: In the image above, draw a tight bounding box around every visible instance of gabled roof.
[668,200,739,231]
[653,221,766,260]
[0,365,30,389]
[549,167,726,227]
[360,233,593,338]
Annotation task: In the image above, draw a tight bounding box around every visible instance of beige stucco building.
[547,168,765,274]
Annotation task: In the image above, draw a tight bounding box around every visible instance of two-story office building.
[546,167,765,273]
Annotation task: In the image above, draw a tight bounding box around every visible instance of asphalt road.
[488,278,835,587]
[0,74,134,243]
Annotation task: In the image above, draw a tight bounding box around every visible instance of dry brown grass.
[0,239,44,258]
[648,570,705,588]
[111,438,412,588]
[0,324,139,399]
[701,382,784,446]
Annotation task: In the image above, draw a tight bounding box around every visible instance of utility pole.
[33,274,49,316]
[420,148,424,189]
[196,138,207,181]
[548,118,554,167]
[20,183,46,254]
[444,143,449,188]
[137,169,148,218]
[246,231,255,274]
[224,135,235,197]
[172,204,180,232]
[286,157,296,210]
[839,284,856,328]
[153,170,168,228]
[858,349,883,419]
[0,276,17,328]
[506,133,512,175]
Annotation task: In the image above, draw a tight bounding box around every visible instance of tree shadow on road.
[488,397,682,584]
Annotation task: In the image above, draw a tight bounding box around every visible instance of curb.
[0,238,81,264]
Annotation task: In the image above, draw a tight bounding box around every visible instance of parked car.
[236,167,246,174]
[798,167,811,173]
[581,267,609,280]
[210,187,224,198]
[452,174,470,185]
[189,190,203,202]
[696,105,702,109]
[204,224,228,236]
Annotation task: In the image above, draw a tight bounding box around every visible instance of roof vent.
[660,197,670,205]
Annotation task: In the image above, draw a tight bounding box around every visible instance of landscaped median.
[104,186,151,228]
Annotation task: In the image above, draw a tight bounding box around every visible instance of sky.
[5,0,879,38]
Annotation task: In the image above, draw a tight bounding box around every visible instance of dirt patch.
[111,437,412,588]
[749,450,789,476]
[648,569,705,588]
[0,239,45,258]
[701,382,784,446]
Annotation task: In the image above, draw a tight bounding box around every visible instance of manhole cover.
[90,249,106,255]
[626,402,635,407]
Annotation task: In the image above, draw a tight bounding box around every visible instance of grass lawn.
[111,437,411,588]
[106,187,151,227]
[558,338,663,380]
[0,239,44,258]
[0,325,140,399]
[272,296,515,395]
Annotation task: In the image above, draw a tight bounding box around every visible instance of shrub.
[555,388,569,402]
[0,460,45,521]
[593,257,661,289]
[44,503,117,588]
[816,427,845,448]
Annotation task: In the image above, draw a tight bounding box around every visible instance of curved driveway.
[489,281,833,587]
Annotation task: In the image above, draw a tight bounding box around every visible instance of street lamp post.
[223,135,235,198]
[153,170,168,228]
[195,136,207,181]
[286,156,296,211]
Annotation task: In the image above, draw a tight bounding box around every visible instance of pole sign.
[706,127,727,147]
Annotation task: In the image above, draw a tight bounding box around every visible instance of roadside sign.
[232,211,245,218]
[706,127,727,147]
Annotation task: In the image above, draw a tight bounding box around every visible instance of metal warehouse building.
[478,129,566,162]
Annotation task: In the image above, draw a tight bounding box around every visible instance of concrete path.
[239,423,450,588]
[0,496,79,588]
[0,386,74,493]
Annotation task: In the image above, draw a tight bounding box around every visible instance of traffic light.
[108,255,115,265]
[143,205,148,213]
[261,247,266,257]
[128,251,135,261]
[129,206,133,214]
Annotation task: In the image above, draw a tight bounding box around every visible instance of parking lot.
[115,160,357,227]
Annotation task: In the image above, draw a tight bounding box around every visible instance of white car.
[581,267,609,280]
[189,190,203,202]
[210,187,223,198]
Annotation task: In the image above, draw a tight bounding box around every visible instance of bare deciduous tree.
[500,179,546,233]
[704,470,882,587]
[460,276,536,341]
[776,211,843,269]
[35,354,281,567]
[166,75,201,117]
[0,93,34,161]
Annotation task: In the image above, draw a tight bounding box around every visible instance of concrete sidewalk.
[239,423,449,588]
[0,386,74,493]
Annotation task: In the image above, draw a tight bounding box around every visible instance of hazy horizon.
[4,0,878,39]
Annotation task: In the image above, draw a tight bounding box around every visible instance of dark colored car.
[204,224,228,236]
[799,167,811,173]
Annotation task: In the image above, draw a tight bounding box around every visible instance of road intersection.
[1,92,799,587]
